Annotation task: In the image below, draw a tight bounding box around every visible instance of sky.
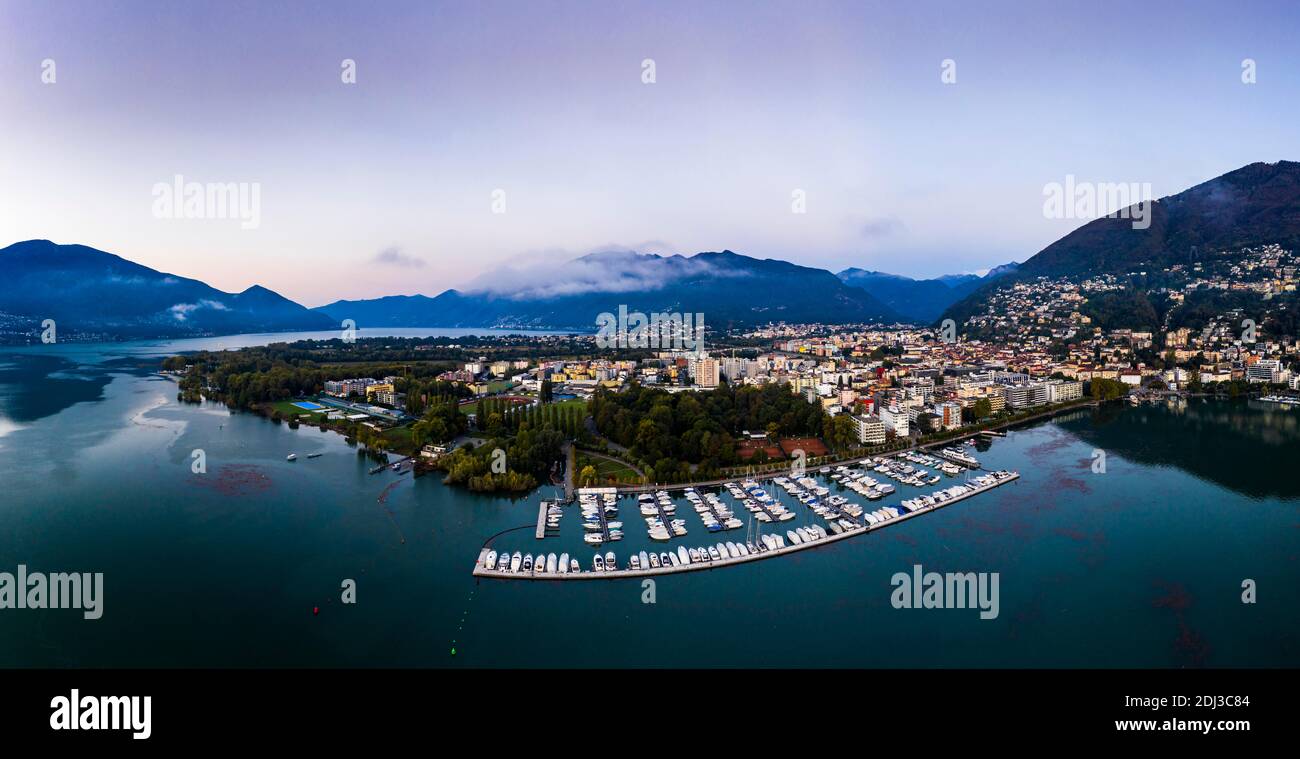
[1,0,1298,306]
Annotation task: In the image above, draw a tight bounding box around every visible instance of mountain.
[836,264,1018,323]
[0,240,333,339]
[940,160,1300,325]
[316,250,904,329]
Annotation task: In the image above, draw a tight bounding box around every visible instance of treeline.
[434,423,565,493]
[187,335,641,364]
[589,382,829,482]
[1087,378,1129,401]
[166,347,461,409]
[471,398,585,439]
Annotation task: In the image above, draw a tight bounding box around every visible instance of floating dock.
[473,471,1019,580]
[535,500,550,539]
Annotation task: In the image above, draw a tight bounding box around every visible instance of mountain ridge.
[315,249,906,329]
[938,160,1300,327]
[0,239,333,339]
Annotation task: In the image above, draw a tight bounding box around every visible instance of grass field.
[270,400,329,422]
[577,453,641,484]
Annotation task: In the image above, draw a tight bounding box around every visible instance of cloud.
[461,246,748,300]
[169,299,229,321]
[371,246,426,268]
[860,216,904,239]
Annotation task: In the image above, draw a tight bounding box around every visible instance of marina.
[473,468,1019,580]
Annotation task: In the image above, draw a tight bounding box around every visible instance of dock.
[473,471,1019,580]
[535,500,551,539]
[652,500,678,538]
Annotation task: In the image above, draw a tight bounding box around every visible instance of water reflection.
[1057,398,1300,500]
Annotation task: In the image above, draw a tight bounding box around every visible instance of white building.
[853,415,886,445]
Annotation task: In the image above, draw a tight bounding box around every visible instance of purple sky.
[1,0,1297,305]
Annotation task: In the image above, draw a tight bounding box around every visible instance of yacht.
[707,545,722,561]
[521,554,534,572]
[629,554,641,570]
[509,551,522,572]
[484,550,497,569]
[583,533,604,545]
[662,552,675,567]
[546,554,558,574]
[286,453,297,461]
[677,546,691,565]
[604,551,616,571]
[593,554,604,571]
[569,558,580,573]
[688,547,701,563]
[496,553,510,571]
[558,553,570,574]
[649,553,661,568]
[786,530,802,545]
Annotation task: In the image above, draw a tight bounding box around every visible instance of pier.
[535,500,552,539]
[472,472,1019,580]
[652,500,678,538]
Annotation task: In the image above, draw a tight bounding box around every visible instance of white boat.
[663,552,676,567]
[521,554,533,572]
[677,546,690,565]
[286,453,297,461]
[558,553,570,574]
[546,554,558,573]
[725,542,739,558]
[510,551,522,572]
[688,547,701,562]
[708,545,722,561]
[638,550,650,569]
[569,558,580,573]
[604,551,616,570]
[786,530,802,545]
[630,555,641,570]
[593,554,604,571]
[583,533,604,545]
[484,550,497,569]
[649,553,660,568]
[496,553,510,571]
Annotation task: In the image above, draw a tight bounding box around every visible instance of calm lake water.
[1,333,1297,667]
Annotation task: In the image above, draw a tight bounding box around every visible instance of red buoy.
[313,606,319,615]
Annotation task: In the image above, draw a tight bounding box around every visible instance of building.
[1247,360,1282,383]
[1002,382,1050,409]
[1046,380,1083,403]
[365,383,395,401]
[692,358,720,388]
[324,378,379,397]
[853,415,886,445]
[935,401,963,430]
[878,405,909,436]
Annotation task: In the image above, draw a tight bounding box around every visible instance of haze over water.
[1,334,1296,667]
